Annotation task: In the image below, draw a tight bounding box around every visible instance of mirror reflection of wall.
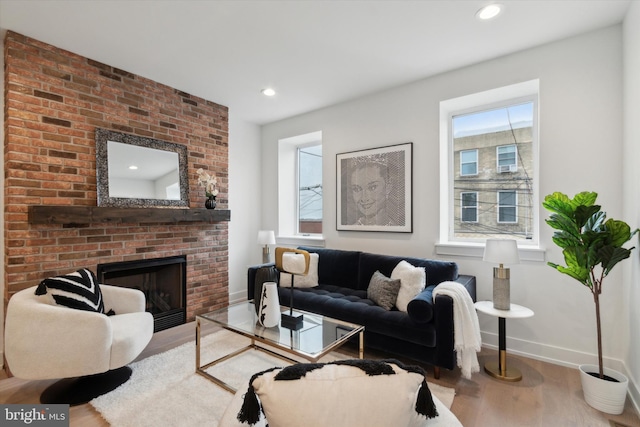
[107,141,180,200]
[95,128,189,207]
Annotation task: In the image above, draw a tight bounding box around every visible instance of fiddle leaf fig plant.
[543,191,638,379]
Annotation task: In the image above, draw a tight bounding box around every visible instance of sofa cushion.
[358,252,458,290]
[392,261,426,312]
[407,285,436,324]
[298,247,361,290]
[280,285,437,348]
[280,253,319,288]
[367,271,401,310]
[237,359,437,427]
[35,268,107,314]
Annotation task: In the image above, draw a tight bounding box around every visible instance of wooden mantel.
[28,206,231,225]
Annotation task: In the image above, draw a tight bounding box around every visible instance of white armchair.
[5,284,154,404]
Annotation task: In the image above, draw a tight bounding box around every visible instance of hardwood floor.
[1,322,638,427]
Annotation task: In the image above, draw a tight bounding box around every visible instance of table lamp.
[275,247,310,330]
[483,239,519,310]
[257,230,276,264]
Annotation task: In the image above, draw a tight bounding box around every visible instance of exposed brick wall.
[3,31,229,319]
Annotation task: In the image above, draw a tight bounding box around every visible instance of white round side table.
[474,301,534,382]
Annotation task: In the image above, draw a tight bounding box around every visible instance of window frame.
[497,144,517,172]
[437,79,544,261]
[497,190,518,224]
[278,131,324,240]
[460,191,479,223]
[296,142,323,235]
[460,149,479,176]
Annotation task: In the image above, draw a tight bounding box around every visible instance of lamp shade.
[257,230,276,245]
[483,239,520,265]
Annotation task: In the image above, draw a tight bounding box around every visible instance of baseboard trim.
[228,290,247,305]
[480,331,640,415]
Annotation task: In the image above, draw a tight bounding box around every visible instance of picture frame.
[336,142,412,232]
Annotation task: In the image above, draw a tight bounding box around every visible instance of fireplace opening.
[97,255,186,332]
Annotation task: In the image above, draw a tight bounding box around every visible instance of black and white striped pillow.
[35,268,106,313]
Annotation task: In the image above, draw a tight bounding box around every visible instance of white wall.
[261,26,628,373]
[623,0,640,410]
[228,114,263,303]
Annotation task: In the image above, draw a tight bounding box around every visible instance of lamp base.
[492,267,510,310]
[281,312,304,330]
[262,246,271,264]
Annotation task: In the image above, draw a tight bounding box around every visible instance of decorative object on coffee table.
[257,282,280,328]
[275,247,310,330]
[257,230,276,263]
[253,266,279,315]
[483,239,519,310]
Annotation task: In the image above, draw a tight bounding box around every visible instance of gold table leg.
[484,317,522,382]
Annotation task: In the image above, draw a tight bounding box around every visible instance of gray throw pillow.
[367,271,401,310]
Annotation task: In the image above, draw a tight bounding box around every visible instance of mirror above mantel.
[95,128,190,207]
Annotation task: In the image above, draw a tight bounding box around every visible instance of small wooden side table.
[474,301,534,382]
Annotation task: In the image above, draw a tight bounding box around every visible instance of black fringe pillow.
[35,268,112,314]
[238,359,437,427]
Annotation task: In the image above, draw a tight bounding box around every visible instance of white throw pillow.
[237,360,437,427]
[279,253,319,288]
[391,260,426,312]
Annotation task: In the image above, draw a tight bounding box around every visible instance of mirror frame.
[95,128,190,208]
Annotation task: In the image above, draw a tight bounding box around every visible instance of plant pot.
[579,364,628,414]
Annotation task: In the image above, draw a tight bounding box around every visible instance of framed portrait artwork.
[336,142,412,232]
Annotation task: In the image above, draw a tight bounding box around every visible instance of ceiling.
[0,0,632,125]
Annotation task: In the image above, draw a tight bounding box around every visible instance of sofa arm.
[455,274,476,301]
[247,263,276,300]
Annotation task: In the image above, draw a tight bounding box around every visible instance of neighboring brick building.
[453,126,534,240]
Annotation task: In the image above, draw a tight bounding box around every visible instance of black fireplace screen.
[97,255,187,332]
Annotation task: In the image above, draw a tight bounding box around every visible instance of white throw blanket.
[433,281,481,379]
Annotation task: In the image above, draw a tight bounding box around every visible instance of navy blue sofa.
[247,247,476,378]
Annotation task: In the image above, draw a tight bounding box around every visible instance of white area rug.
[91,330,455,427]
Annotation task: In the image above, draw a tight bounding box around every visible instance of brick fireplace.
[3,31,230,320]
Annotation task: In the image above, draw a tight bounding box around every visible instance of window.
[298,144,322,234]
[497,145,517,172]
[439,80,539,248]
[460,150,478,176]
[278,131,323,238]
[498,191,517,223]
[460,192,478,222]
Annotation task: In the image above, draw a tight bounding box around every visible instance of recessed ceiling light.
[129,165,138,170]
[476,4,502,20]
[261,88,276,97]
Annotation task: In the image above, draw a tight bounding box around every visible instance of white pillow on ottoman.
[236,359,437,427]
[220,385,463,427]
[392,260,426,312]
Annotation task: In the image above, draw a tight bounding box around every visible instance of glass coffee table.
[196,301,364,392]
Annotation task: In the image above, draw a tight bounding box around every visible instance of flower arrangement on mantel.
[196,168,219,199]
